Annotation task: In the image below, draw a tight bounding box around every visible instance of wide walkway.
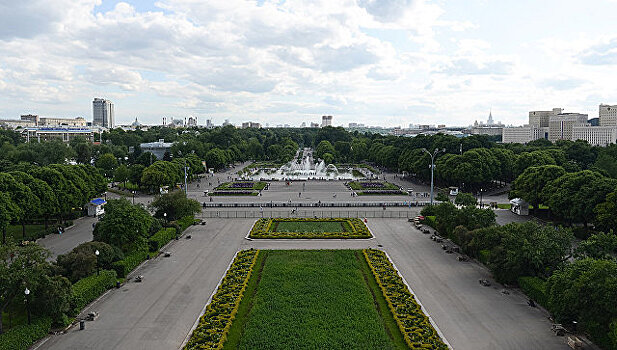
[38,216,570,350]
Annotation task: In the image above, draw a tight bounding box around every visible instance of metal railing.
[197,209,415,219]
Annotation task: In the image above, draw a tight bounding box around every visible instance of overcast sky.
[1,0,617,127]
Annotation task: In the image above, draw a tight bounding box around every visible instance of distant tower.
[321,115,333,127]
[487,110,494,125]
[92,98,114,128]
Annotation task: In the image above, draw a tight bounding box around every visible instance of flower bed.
[363,249,448,349]
[216,181,267,191]
[209,190,258,196]
[348,181,405,195]
[249,218,372,239]
[184,249,259,350]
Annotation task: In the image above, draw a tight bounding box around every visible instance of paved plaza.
[35,168,569,350]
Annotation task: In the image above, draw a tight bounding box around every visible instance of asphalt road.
[37,219,253,350]
[37,216,97,259]
[37,216,570,350]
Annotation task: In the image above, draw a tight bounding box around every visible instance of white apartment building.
[548,113,588,142]
[502,125,548,144]
[92,98,115,128]
[600,104,617,127]
[572,124,617,146]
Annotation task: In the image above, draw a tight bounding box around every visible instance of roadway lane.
[38,219,253,350]
[37,216,97,259]
[368,219,568,350]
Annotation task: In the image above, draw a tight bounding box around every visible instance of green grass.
[271,220,350,233]
[5,224,46,242]
[497,203,511,209]
[224,250,405,350]
[1,307,28,331]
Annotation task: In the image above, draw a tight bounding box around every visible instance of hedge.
[148,228,176,251]
[363,249,448,349]
[0,317,52,350]
[185,250,259,349]
[518,276,548,307]
[71,269,117,313]
[176,216,196,232]
[112,250,149,278]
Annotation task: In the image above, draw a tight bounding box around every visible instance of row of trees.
[423,198,617,349]
[0,164,107,244]
[511,166,617,228]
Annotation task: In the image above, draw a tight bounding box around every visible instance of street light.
[163,212,167,223]
[479,189,484,208]
[24,288,31,325]
[422,148,446,206]
[95,250,100,275]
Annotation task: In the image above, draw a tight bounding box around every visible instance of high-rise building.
[529,108,562,128]
[92,98,114,128]
[548,113,588,142]
[600,104,617,127]
[321,115,332,127]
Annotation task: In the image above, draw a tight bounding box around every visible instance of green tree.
[56,241,122,282]
[510,165,566,214]
[543,170,617,226]
[205,148,228,170]
[0,173,40,240]
[490,222,572,283]
[315,140,335,160]
[93,198,153,252]
[575,232,617,260]
[0,192,19,244]
[95,153,119,178]
[150,191,201,221]
[0,242,51,334]
[114,164,130,187]
[594,191,617,233]
[31,274,72,326]
[455,192,477,207]
[547,258,617,349]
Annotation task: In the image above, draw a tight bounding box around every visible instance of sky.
[1,0,617,127]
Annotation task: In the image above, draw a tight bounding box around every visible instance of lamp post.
[95,249,100,275]
[24,288,31,325]
[163,212,167,224]
[422,148,446,206]
[479,189,484,208]
[132,190,136,205]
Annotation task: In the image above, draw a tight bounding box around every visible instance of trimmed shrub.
[0,317,52,350]
[478,249,491,264]
[71,270,117,313]
[176,215,196,232]
[148,228,176,252]
[518,276,548,307]
[112,250,149,278]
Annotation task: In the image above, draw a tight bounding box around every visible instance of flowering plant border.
[249,218,372,239]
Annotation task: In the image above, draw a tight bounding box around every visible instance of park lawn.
[216,181,267,191]
[223,250,406,350]
[6,224,46,242]
[272,220,350,233]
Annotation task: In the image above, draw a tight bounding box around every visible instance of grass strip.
[222,251,268,349]
[233,250,397,349]
[355,251,409,349]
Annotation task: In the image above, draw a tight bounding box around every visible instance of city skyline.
[1,1,617,127]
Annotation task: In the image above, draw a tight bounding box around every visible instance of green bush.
[148,228,176,251]
[518,276,548,307]
[478,249,491,264]
[0,317,52,350]
[176,215,196,232]
[71,270,117,313]
[112,250,149,278]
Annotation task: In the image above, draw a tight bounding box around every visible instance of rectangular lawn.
[224,250,405,350]
[271,220,350,233]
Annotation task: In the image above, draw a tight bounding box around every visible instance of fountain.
[246,148,365,181]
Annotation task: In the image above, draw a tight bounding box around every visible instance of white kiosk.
[88,198,107,217]
[509,198,529,216]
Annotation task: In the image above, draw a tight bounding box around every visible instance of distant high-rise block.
[321,115,332,127]
[92,98,114,128]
